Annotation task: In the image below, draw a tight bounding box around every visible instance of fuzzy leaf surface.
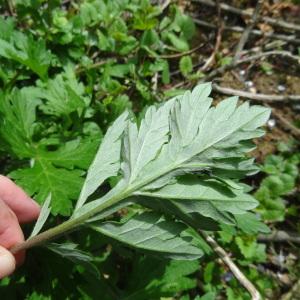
[75,112,129,211]
[136,175,258,216]
[91,212,203,260]
[77,83,270,222]
[30,193,52,237]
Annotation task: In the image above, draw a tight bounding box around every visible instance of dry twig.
[212,84,300,103]
[267,105,300,139]
[193,19,300,44]
[75,60,108,74]
[200,231,261,300]
[233,0,263,62]
[258,230,300,244]
[191,0,300,32]
[6,0,16,16]
[160,0,171,11]
[200,50,300,82]
[280,279,300,300]
[158,43,204,59]
[200,0,223,71]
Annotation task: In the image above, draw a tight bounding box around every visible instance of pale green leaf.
[122,101,174,184]
[75,112,129,211]
[91,212,203,260]
[76,83,270,231]
[30,194,52,237]
[136,175,258,216]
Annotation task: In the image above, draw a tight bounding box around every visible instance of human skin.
[0,175,40,279]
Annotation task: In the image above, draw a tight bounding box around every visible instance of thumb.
[0,245,16,279]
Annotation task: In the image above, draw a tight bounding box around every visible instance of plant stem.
[10,192,125,254]
[200,231,261,300]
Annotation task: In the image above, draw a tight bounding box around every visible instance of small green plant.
[256,151,300,221]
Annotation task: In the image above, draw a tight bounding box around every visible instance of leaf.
[75,112,129,211]
[0,32,52,79]
[137,196,221,230]
[167,32,189,52]
[0,88,41,158]
[136,175,258,219]
[179,55,193,77]
[38,70,88,116]
[47,243,99,278]
[10,160,84,215]
[122,101,174,184]
[174,10,195,40]
[91,212,203,260]
[235,212,270,234]
[123,257,199,300]
[198,292,217,300]
[40,138,100,170]
[135,90,269,190]
[255,153,299,221]
[0,16,14,41]
[235,237,266,262]
[30,193,52,237]
[161,59,170,84]
[76,83,270,225]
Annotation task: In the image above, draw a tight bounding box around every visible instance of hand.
[0,175,40,279]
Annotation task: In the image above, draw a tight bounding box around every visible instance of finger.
[0,199,25,265]
[0,175,40,223]
[0,245,16,279]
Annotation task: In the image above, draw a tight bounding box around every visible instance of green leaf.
[179,56,193,77]
[198,292,217,300]
[38,70,88,116]
[235,212,270,234]
[174,10,195,40]
[137,196,221,230]
[167,33,189,52]
[0,88,41,158]
[0,32,52,79]
[235,237,266,262]
[91,212,203,260]
[10,160,84,215]
[161,59,170,84]
[123,257,199,300]
[40,138,100,170]
[0,17,14,41]
[255,153,299,221]
[140,29,160,48]
[4,127,98,216]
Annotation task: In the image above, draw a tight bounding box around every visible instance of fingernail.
[0,248,16,278]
